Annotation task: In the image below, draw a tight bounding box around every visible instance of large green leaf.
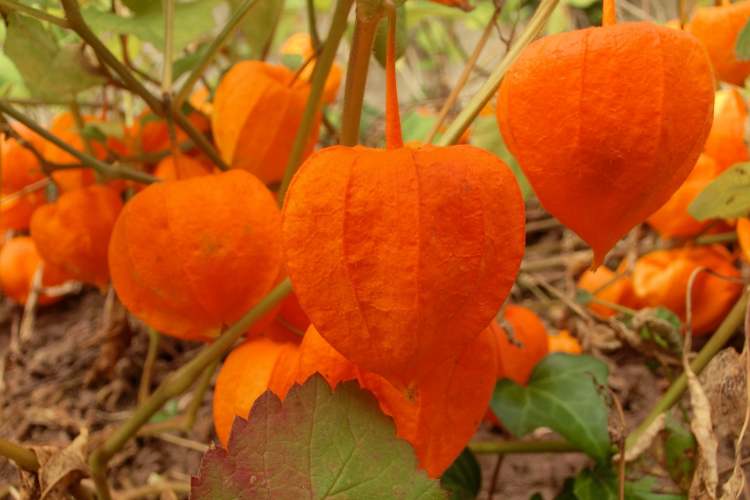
[3,13,102,101]
[490,354,611,463]
[192,375,447,499]
[440,448,481,500]
[373,5,407,68]
[82,0,219,54]
[469,116,533,200]
[688,162,750,220]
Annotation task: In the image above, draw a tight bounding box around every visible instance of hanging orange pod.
[30,185,122,289]
[688,0,750,86]
[1,127,48,231]
[736,217,750,262]
[262,324,498,478]
[493,305,550,385]
[0,236,70,305]
[108,170,284,341]
[497,9,714,266]
[2,134,44,193]
[647,154,721,239]
[577,264,639,317]
[212,336,301,445]
[703,88,749,172]
[631,245,742,336]
[211,61,321,184]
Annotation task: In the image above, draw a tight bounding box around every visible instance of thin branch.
[470,439,580,454]
[161,0,175,94]
[0,0,69,28]
[175,0,261,108]
[307,0,321,49]
[0,101,158,184]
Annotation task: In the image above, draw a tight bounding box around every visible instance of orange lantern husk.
[703,88,749,172]
[497,10,715,266]
[548,329,583,354]
[577,264,639,317]
[632,245,742,336]
[0,236,70,305]
[493,305,550,385]
[108,170,283,342]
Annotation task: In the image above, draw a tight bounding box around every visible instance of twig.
[469,439,579,454]
[438,0,561,146]
[0,101,158,184]
[485,454,504,499]
[0,437,39,471]
[138,328,160,404]
[277,0,355,204]
[625,291,749,452]
[426,4,501,143]
[0,0,69,28]
[161,0,175,95]
[88,279,293,500]
[175,0,261,108]
[306,0,321,49]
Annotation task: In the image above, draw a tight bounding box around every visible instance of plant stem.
[0,437,39,471]
[384,6,402,149]
[276,0,355,204]
[88,279,293,500]
[174,0,261,108]
[0,0,69,28]
[426,5,500,144]
[307,0,321,50]
[339,12,381,147]
[694,231,737,245]
[437,0,560,147]
[470,439,579,454]
[60,0,229,171]
[161,0,175,94]
[625,291,749,452]
[138,328,161,404]
[0,101,158,184]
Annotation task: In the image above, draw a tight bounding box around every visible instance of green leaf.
[470,116,533,200]
[191,375,447,499]
[173,44,209,81]
[567,466,686,500]
[440,448,481,500]
[663,417,696,491]
[401,109,438,143]
[232,0,284,59]
[736,17,750,61]
[490,353,611,462]
[3,13,103,101]
[82,0,219,54]
[373,5,407,68]
[688,162,750,220]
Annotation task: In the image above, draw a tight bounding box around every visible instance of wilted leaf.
[735,17,750,61]
[82,0,219,54]
[191,375,447,499]
[440,448,481,500]
[3,13,102,101]
[490,353,611,462]
[688,163,750,221]
[470,116,533,199]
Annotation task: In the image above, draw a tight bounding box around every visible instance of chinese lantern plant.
[497,0,715,265]
[0,236,70,305]
[108,170,284,341]
[282,10,525,388]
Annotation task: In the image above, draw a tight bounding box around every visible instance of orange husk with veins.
[703,88,749,172]
[31,185,123,289]
[211,61,321,184]
[213,323,498,478]
[497,2,715,266]
[282,12,525,388]
[108,170,283,341]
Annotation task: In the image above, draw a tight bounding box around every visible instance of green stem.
[0,101,158,184]
[0,0,69,28]
[307,0,321,49]
[183,359,220,430]
[694,231,738,245]
[161,0,175,94]
[437,0,561,146]
[138,328,161,404]
[174,0,261,108]
[60,0,229,171]
[276,0,355,204]
[470,439,580,454]
[625,291,749,451]
[339,13,380,147]
[0,437,39,471]
[88,279,293,500]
